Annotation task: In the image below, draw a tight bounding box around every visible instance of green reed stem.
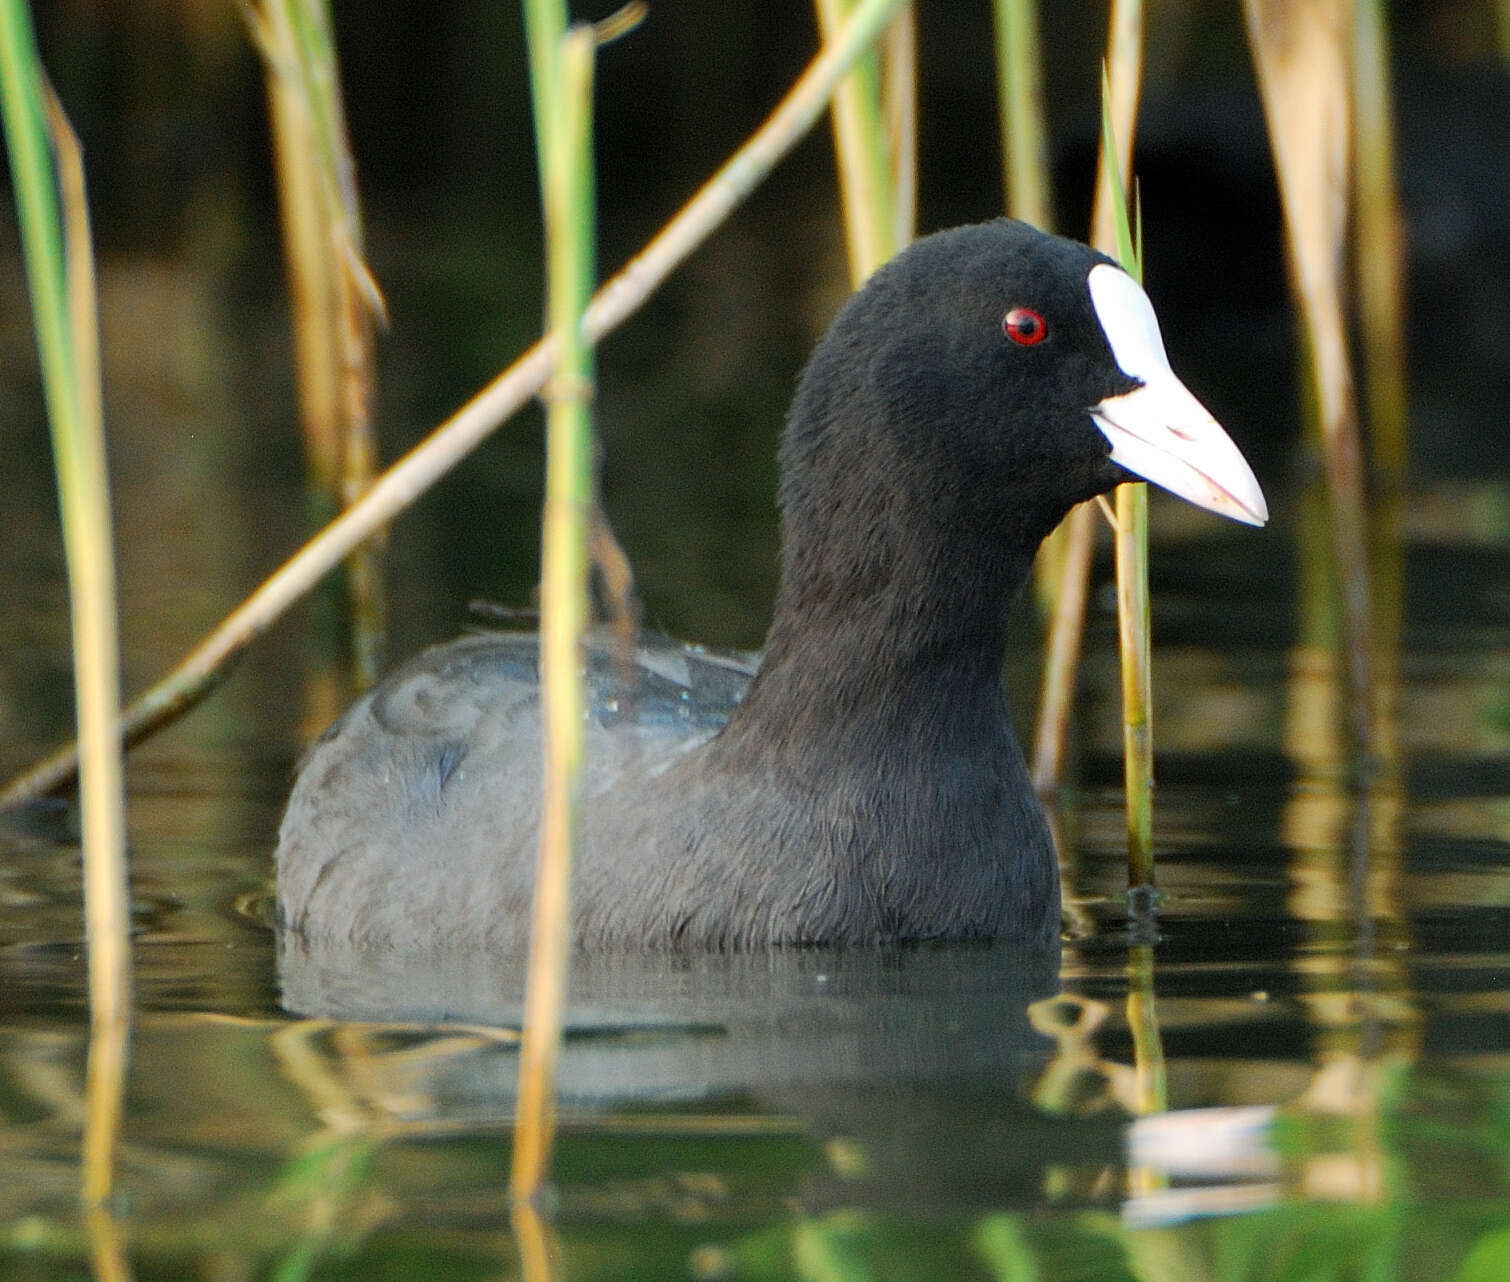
[1033,9,1144,809]
[1115,479,1154,886]
[0,0,131,1213]
[0,0,909,812]
[1092,1,1143,254]
[881,8,917,249]
[991,0,1052,231]
[521,0,566,197]
[512,20,597,1205]
[995,0,1070,626]
[816,0,900,282]
[1093,18,1155,886]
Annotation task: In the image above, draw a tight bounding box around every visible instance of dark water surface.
[3,496,1510,1279]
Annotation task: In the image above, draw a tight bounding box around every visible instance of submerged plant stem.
[1125,936,1169,1205]
[0,0,909,812]
[510,1197,560,1282]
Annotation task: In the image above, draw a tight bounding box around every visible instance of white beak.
[1087,264,1268,527]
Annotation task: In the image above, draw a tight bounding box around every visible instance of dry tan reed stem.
[253,0,385,685]
[45,91,133,1218]
[1030,504,1094,796]
[816,0,899,284]
[259,5,341,489]
[1246,0,1375,756]
[1353,0,1405,775]
[1352,0,1407,483]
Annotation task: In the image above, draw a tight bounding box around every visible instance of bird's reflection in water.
[275,933,1135,1209]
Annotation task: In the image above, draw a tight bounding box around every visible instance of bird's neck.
[690,506,1059,947]
[717,528,1036,758]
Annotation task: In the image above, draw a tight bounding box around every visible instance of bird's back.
[275,630,754,950]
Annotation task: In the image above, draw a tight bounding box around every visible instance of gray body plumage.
[277,627,1058,950]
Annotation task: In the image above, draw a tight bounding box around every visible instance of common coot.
[276,219,1266,951]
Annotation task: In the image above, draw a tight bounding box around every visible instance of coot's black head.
[776,219,1265,600]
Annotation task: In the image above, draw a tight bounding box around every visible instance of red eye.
[1003,306,1047,346]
